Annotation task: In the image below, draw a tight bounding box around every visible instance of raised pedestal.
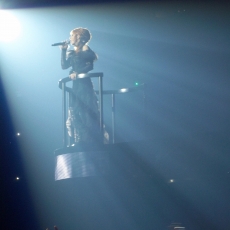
[55,151,108,180]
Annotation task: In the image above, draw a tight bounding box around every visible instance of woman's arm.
[78,61,93,73]
[69,62,93,80]
[76,48,96,73]
[61,48,71,70]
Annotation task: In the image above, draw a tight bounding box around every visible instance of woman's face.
[69,31,81,46]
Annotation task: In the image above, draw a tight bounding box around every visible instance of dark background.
[1,0,230,229]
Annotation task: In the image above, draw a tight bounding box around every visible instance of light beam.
[0,10,21,42]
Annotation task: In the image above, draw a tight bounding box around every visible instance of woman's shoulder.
[81,45,98,61]
[82,45,90,52]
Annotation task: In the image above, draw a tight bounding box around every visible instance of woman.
[60,27,100,144]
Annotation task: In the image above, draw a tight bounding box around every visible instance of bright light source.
[16,132,21,136]
[0,10,21,42]
[169,179,174,183]
[120,88,128,93]
[16,177,20,180]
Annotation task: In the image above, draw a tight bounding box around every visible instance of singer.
[59,27,100,144]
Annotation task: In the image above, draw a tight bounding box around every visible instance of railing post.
[98,74,104,142]
[142,84,146,140]
[62,82,67,148]
[111,93,115,144]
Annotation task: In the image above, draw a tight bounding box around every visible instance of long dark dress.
[61,46,100,143]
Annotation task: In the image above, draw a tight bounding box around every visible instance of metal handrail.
[96,84,145,143]
[95,84,144,95]
[58,72,104,147]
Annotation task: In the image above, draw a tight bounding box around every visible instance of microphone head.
[51,40,70,46]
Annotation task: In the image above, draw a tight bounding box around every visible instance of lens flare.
[0,10,21,42]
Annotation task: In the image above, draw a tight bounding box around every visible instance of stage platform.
[54,140,154,180]
[53,138,230,230]
[54,138,230,184]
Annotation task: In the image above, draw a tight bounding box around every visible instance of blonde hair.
[71,27,92,44]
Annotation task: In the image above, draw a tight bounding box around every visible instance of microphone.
[51,40,70,46]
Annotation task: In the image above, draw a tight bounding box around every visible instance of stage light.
[16,177,20,180]
[0,10,21,42]
[135,82,139,86]
[16,132,21,136]
[120,88,128,93]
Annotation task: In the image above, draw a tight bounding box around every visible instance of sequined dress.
[61,46,100,143]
